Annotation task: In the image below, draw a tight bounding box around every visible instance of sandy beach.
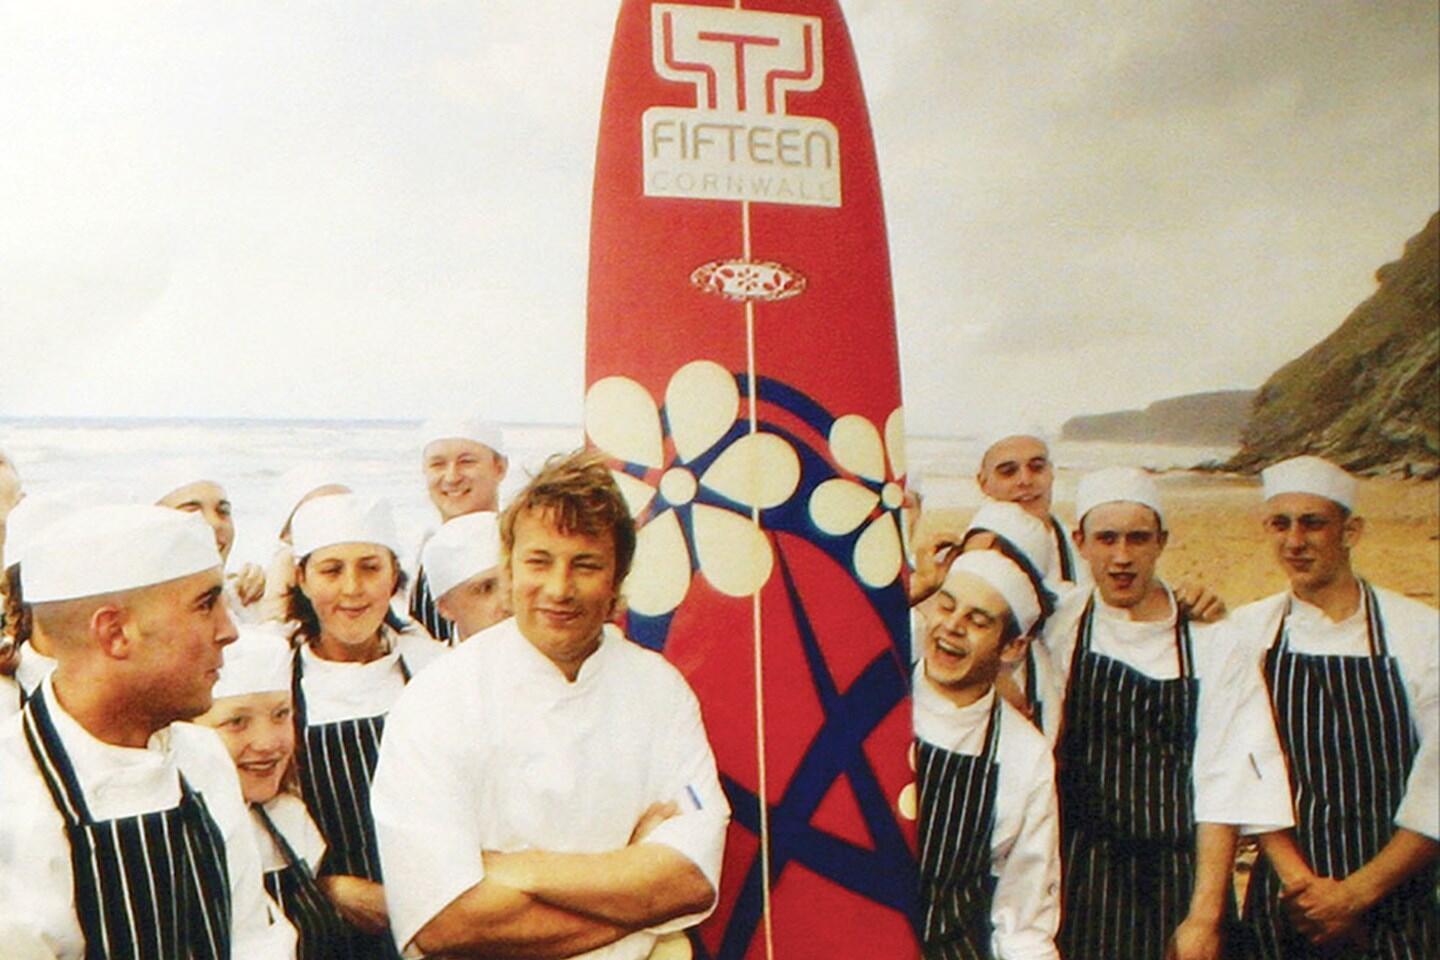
[919,470,1439,609]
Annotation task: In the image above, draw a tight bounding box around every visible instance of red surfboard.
[585,3,918,957]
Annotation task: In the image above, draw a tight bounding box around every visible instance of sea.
[0,417,1238,569]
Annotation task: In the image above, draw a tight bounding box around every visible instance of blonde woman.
[197,625,345,959]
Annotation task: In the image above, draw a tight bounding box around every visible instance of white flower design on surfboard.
[807,408,908,588]
[585,360,801,617]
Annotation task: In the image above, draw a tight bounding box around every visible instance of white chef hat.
[24,504,222,604]
[1261,456,1356,511]
[272,462,351,536]
[143,458,227,506]
[423,511,502,601]
[5,492,78,572]
[963,499,1056,581]
[419,416,505,456]
[1075,467,1165,529]
[943,550,1043,635]
[212,625,293,700]
[977,425,1051,470]
[290,494,400,559]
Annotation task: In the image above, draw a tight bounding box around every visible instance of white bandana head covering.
[5,492,77,572]
[1261,456,1356,511]
[419,416,505,458]
[963,499,1056,580]
[25,504,222,604]
[212,625,293,700]
[290,494,399,560]
[1075,467,1165,529]
[423,511,502,601]
[943,550,1042,635]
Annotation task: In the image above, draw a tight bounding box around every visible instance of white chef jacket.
[371,620,729,960]
[913,669,1061,960]
[0,676,297,960]
[0,646,57,720]
[1039,585,1292,828]
[1220,587,1439,840]
[256,792,328,874]
[295,626,446,725]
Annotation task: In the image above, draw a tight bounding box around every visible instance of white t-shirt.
[1219,587,1439,840]
[371,620,729,960]
[913,670,1061,960]
[1039,586,1291,828]
[0,677,297,960]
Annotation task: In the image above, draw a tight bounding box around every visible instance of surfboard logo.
[690,258,807,302]
[644,4,840,208]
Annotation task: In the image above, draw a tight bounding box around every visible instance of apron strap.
[1174,604,1195,679]
[290,648,310,771]
[1064,595,1097,713]
[1024,644,1039,713]
[254,802,309,870]
[981,695,1002,761]
[1050,515,1075,582]
[1270,598,1294,656]
[1362,581,1388,657]
[21,688,93,827]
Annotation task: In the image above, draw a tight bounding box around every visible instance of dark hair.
[960,528,1059,636]
[499,450,636,587]
[2,564,32,664]
[284,550,409,649]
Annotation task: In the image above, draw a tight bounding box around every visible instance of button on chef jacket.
[1219,588,1438,839]
[912,665,1061,960]
[1040,586,1293,828]
[0,675,297,960]
[371,620,729,960]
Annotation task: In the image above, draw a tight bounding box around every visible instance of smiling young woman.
[196,625,346,960]
[283,494,446,960]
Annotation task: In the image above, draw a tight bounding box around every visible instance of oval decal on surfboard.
[587,2,920,958]
[691,259,807,302]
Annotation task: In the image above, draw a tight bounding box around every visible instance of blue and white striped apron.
[1242,583,1438,960]
[255,802,348,960]
[23,688,233,960]
[917,697,1003,960]
[1056,596,1200,960]
[291,648,411,960]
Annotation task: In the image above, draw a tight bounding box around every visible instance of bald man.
[0,504,295,959]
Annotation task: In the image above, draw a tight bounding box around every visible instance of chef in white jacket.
[912,549,1061,960]
[1229,456,1437,959]
[372,450,728,960]
[0,503,295,959]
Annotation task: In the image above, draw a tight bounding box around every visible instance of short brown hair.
[500,450,636,586]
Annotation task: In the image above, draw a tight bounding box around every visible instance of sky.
[2,0,1436,436]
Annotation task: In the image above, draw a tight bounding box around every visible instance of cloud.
[0,0,1435,440]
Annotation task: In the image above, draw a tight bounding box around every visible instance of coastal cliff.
[1061,390,1255,445]
[1224,213,1439,477]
